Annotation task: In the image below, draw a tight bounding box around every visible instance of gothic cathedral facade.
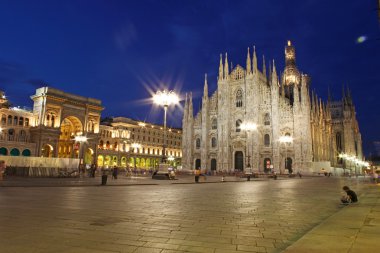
[181,41,362,174]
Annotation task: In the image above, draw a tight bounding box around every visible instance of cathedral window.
[236,120,242,132]
[264,134,270,146]
[211,137,217,148]
[336,132,342,152]
[211,118,217,129]
[196,138,201,149]
[236,89,243,107]
[264,113,270,125]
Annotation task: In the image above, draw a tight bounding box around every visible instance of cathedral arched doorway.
[285,157,293,174]
[211,159,217,171]
[58,116,83,158]
[41,144,53,157]
[195,159,201,169]
[235,151,244,171]
[263,158,271,173]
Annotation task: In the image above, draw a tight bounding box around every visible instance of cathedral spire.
[271,59,277,86]
[218,54,223,80]
[224,53,229,79]
[183,93,188,124]
[346,86,352,105]
[188,92,193,119]
[262,55,266,77]
[327,85,332,102]
[203,73,208,99]
[246,47,251,74]
[253,45,257,72]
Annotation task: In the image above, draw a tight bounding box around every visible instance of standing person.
[297,169,302,178]
[341,186,358,204]
[0,160,5,180]
[112,166,118,179]
[373,171,378,184]
[195,167,200,183]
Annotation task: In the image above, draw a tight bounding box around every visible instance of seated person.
[341,186,358,204]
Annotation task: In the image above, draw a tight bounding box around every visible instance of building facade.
[97,117,182,169]
[0,87,182,169]
[182,41,362,173]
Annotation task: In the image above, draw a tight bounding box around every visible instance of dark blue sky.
[0,0,379,155]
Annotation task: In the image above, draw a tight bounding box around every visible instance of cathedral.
[181,41,363,174]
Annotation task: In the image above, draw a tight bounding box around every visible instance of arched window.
[196,138,201,149]
[1,115,6,125]
[25,118,29,126]
[236,89,243,107]
[336,132,342,152]
[13,116,18,126]
[51,115,55,127]
[19,117,24,126]
[264,134,270,146]
[211,137,217,148]
[236,120,242,132]
[19,130,26,142]
[7,115,12,125]
[211,118,217,130]
[8,129,14,141]
[264,113,270,125]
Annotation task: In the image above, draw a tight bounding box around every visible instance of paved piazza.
[0,177,366,253]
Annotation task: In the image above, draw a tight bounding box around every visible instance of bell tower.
[282,41,301,104]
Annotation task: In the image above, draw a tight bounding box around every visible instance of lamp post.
[74,135,88,172]
[279,135,293,174]
[240,122,257,170]
[153,90,179,163]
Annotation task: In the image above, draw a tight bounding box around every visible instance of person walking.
[195,168,201,183]
[112,166,118,180]
[341,186,358,204]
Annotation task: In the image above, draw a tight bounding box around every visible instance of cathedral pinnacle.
[219,54,223,80]
[253,45,257,71]
[203,73,208,99]
[262,55,266,77]
[224,53,229,79]
[246,47,251,74]
[271,59,277,85]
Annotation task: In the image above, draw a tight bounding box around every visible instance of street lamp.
[74,135,88,172]
[240,122,257,169]
[279,135,293,174]
[153,90,179,163]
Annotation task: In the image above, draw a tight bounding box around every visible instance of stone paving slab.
[0,176,376,253]
[282,184,380,253]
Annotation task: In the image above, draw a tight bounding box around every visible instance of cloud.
[115,23,137,51]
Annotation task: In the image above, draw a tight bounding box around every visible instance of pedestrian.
[195,167,200,183]
[90,164,96,178]
[341,186,358,204]
[297,169,302,178]
[0,160,5,180]
[112,166,118,179]
[373,171,378,184]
